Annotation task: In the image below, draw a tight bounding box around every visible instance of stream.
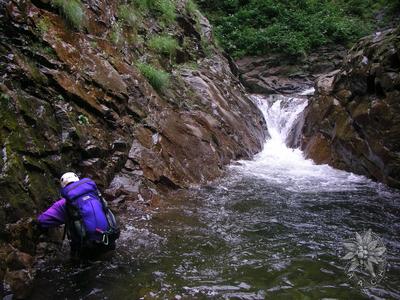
[30,92,400,300]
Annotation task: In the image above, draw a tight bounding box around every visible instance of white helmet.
[60,172,80,188]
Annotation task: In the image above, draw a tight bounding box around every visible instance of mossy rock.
[26,170,59,209]
[0,94,18,131]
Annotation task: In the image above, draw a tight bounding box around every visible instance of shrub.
[148,35,179,57]
[136,63,169,92]
[51,0,85,30]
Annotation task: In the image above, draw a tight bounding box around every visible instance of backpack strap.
[95,188,120,242]
[63,193,88,249]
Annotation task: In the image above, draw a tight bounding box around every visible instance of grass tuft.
[110,22,124,45]
[154,0,176,25]
[118,4,141,27]
[132,0,176,25]
[136,63,170,92]
[134,0,150,11]
[148,35,179,57]
[37,17,51,34]
[186,0,198,16]
[51,0,85,30]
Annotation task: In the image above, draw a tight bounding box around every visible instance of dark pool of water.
[29,171,400,300]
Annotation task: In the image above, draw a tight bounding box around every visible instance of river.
[30,91,400,299]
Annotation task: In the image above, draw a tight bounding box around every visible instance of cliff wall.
[0,1,266,294]
[301,27,400,188]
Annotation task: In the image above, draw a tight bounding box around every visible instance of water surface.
[30,93,400,299]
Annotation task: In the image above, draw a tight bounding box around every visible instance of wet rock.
[6,251,33,271]
[34,241,61,257]
[0,1,267,295]
[5,219,37,255]
[112,139,128,151]
[4,269,34,299]
[301,27,400,188]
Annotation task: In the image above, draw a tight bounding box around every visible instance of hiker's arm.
[37,198,67,228]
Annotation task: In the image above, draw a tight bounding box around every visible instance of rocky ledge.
[301,27,400,188]
[236,46,347,95]
[0,0,266,297]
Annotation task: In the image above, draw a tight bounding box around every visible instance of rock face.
[301,27,400,188]
[0,0,267,294]
[236,46,347,95]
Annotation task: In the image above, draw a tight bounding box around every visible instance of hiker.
[36,172,120,259]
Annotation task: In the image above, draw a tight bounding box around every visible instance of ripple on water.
[28,93,400,299]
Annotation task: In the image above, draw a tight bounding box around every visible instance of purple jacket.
[38,198,67,228]
[38,178,109,241]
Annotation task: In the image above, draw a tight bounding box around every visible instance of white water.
[30,91,400,300]
[231,92,374,193]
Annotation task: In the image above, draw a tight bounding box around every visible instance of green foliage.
[27,60,48,84]
[198,0,397,58]
[186,0,199,16]
[132,0,176,25]
[154,0,176,25]
[148,35,179,57]
[118,4,140,26]
[136,63,170,92]
[77,114,89,125]
[134,0,151,11]
[200,39,213,57]
[37,17,51,34]
[90,40,98,49]
[110,22,124,45]
[0,93,10,104]
[51,0,85,30]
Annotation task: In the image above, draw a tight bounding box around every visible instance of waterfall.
[231,92,372,192]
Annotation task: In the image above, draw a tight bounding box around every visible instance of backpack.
[60,178,120,248]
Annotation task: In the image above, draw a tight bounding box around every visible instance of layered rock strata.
[301,27,400,188]
[0,1,267,295]
[236,46,347,95]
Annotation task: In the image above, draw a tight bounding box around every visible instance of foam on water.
[29,90,400,300]
[232,93,374,192]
